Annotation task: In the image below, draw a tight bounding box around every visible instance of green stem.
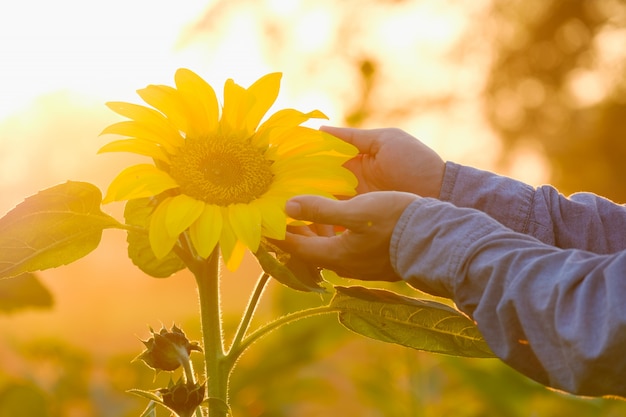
[227,272,270,355]
[195,250,229,417]
[182,360,203,417]
[227,305,340,367]
[118,223,147,234]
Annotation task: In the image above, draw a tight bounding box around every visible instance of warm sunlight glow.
[292,6,335,52]
[0,5,506,413]
[0,0,208,119]
[375,3,465,53]
[5,2,604,415]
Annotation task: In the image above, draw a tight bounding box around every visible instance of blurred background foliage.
[484,0,626,202]
[2,0,626,416]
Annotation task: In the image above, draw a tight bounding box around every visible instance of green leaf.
[0,273,53,314]
[138,401,158,417]
[127,388,163,404]
[206,397,232,416]
[330,286,495,358]
[0,181,122,279]
[124,198,186,278]
[254,243,325,293]
[127,390,174,417]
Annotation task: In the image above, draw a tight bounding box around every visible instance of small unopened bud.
[159,379,206,417]
[138,324,201,372]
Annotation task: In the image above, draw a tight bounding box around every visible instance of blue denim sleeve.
[439,162,626,253]
[390,198,626,397]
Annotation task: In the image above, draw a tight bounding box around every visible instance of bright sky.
[0,0,486,118]
[0,0,211,118]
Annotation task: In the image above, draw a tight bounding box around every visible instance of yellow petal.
[269,128,358,159]
[137,84,189,134]
[165,194,205,238]
[175,68,219,137]
[149,197,179,259]
[271,155,354,174]
[228,203,262,252]
[103,164,179,203]
[259,108,327,131]
[264,182,335,200]
[97,138,170,163]
[246,72,282,134]
[105,101,178,133]
[252,109,330,147]
[220,79,250,137]
[271,165,357,194]
[275,163,358,184]
[101,121,182,153]
[252,198,286,240]
[189,204,222,258]
[254,109,327,147]
[225,240,246,271]
[218,209,239,267]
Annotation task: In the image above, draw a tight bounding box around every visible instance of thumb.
[286,195,357,229]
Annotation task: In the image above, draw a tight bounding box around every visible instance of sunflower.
[100,69,357,270]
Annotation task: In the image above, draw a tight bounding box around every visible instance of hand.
[282,191,419,282]
[321,126,445,198]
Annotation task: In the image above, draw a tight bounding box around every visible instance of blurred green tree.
[484,0,626,201]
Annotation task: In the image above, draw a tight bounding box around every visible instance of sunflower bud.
[138,325,201,372]
[159,379,206,417]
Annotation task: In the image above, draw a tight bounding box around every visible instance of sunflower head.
[100,69,357,270]
[138,325,201,372]
[158,379,206,417]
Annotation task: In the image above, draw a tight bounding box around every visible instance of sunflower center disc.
[170,136,273,205]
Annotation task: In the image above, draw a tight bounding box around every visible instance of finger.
[282,231,342,269]
[320,126,380,155]
[312,223,336,237]
[286,195,361,230]
[342,155,379,194]
[285,224,319,237]
[286,223,335,237]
